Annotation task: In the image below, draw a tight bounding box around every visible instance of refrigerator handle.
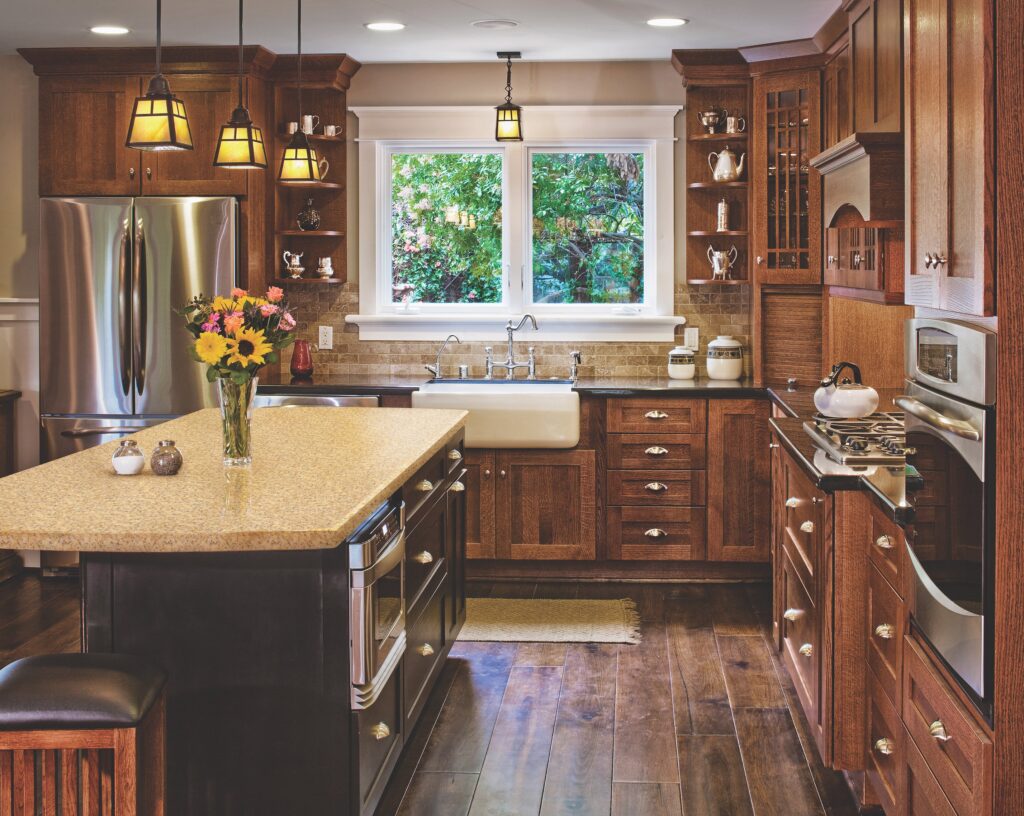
[132,217,148,396]
[117,219,132,398]
[61,427,141,438]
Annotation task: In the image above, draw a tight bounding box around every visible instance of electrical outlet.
[318,325,333,350]
[684,327,699,350]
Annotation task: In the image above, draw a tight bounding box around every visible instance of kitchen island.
[0,407,468,816]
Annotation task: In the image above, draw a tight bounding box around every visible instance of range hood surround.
[810,132,904,226]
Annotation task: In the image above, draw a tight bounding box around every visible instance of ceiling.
[1,0,837,61]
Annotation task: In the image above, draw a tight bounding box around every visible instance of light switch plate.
[318,325,333,350]
[684,327,699,350]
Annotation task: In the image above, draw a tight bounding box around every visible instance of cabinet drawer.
[781,457,823,594]
[870,502,906,598]
[905,725,956,816]
[405,492,447,613]
[903,636,992,816]
[607,398,707,434]
[866,667,903,816]
[780,544,818,722]
[607,506,706,560]
[607,433,706,470]
[445,435,466,476]
[353,664,403,816]
[868,564,905,710]
[403,446,448,522]
[607,470,706,506]
[404,576,447,731]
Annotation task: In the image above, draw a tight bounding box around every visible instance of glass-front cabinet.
[752,69,822,285]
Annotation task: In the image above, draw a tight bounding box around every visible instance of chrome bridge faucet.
[425,334,461,379]
[486,315,538,380]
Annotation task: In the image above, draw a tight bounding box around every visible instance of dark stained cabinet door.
[463,450,496,559]
[706,399,770,562]
[38,75,141,196]
[495,450,596,560]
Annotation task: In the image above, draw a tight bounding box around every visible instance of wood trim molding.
[815,5,852,53]
[269,54,361,89]
[18,46,277,78]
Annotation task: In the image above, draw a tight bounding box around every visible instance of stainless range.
[803,412,907,466]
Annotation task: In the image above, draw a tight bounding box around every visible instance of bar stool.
[0,653,166,815]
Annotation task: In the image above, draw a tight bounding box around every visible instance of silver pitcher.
[707,245,739,280]
[696,108,726,134]
[708,146,746,182]
[282,250,305,279]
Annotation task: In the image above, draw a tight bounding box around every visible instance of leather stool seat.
[0,653,166,731]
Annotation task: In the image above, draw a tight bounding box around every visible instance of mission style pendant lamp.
[278,0,322,182]
[495,52,523,142]
[213,0,267,169]
[126,0,193,151]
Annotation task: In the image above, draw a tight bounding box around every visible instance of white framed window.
[350,106,684,341]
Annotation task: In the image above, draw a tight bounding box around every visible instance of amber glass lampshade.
[278,130,321,182]
[213,106,267,168]
[126,74,193,151]
[495,102,523,142]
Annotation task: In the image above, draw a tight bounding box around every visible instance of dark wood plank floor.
[0,575,859,816]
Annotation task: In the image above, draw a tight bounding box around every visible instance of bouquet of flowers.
[176,286,297,465]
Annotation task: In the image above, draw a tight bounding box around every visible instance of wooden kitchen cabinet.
[904,0,995,315]
[825,217,905,304]
[848,0,904,134]
[463,451,496,559]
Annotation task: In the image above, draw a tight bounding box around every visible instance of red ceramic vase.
[290,339,314,378]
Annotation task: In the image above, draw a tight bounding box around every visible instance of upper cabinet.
[904,0,995,315]
[848,0,904,134]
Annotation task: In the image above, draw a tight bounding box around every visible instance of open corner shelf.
[276,277,343,286]
[687,181,749,190]
[688,132,749,142]
[275,229,344,237]
[277,132,345,143]
[276,180,345,190]
[688,230,749,238]
[686,278,749,286]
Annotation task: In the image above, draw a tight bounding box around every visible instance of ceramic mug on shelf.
[285,121,299,134]
[317,257,334,278]
[323,124,342,137]
[725,115,746,134]
[301,114,320,134]
[317,157,330,180]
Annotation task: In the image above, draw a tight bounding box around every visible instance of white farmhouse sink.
[411,381,580,449]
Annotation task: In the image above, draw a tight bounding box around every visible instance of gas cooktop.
[803,411,908,466]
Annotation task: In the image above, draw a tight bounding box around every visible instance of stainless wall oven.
[899,318,996,716]
[349,501,406,709]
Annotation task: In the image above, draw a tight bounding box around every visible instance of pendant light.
[278,0,322,182]
[126,0,193,151]
[213,0,267,169]
[495,52,523,142]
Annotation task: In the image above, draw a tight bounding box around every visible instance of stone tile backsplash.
[286,282,751,380]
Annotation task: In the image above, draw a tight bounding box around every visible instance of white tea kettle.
[813,362,880,418]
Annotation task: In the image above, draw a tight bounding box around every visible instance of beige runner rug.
[458,598,641,644]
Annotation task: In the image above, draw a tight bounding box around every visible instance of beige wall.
[0,55,38,299]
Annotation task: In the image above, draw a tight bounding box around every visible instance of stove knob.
[845,437,868,452]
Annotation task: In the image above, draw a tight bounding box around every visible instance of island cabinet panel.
[706,399,770,561]
[403,572,448,732]
[37,75,142,196]
[405,490,448,614]
[445,472,468,641]
[354,665,404,816]
[463,451,496,559]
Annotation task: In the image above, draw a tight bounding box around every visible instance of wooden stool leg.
[113,729,138,816]
[140,695,166,816]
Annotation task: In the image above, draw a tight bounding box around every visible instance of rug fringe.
[620,598,643,645]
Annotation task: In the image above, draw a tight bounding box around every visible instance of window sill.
[344,313,687,342]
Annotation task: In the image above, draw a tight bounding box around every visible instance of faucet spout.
[427,334,461,379]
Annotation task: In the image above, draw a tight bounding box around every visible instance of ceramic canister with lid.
[706,335,744,380]
[667,346,696,380]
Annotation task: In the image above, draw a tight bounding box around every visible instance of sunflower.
[194,331,229,366]
[211,296,235,313]
[225,327,273,368]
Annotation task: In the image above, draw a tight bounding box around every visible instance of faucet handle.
[570,350,582,363]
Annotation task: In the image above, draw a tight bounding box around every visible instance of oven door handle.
[895,396,981,441]
[350,531,405,588]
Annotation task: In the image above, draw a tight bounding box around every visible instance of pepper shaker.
[151,440,183,476]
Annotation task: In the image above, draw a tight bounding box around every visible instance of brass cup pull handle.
[644,482,668,493]
[418,643,435,657]
[415,479,435,493]
[800,520,815,534]
[799,643,813,657]
[874,738,895,756]
[448,449,463,461]
[785,497,799,508]
[370,722,391,741]
[644,528,668,539]
[413,551,434,565]
[129,167,136,179]
[644,446,669,456]
[875,534,895,550]
[644,410,669,420]
[783,608,803,622]
[874,623,896,640]
[449,481,466,493]
[929,720,952,742]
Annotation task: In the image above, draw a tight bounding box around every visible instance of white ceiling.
[1,0,837,61]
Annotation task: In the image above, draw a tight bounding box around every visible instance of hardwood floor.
[0,575,859,816]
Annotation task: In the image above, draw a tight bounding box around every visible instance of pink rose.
[266,286,284,303]
[260,304,279,317]
[223,312,244,336]
[279,312,296,331]
[201,319,220,333]
[231,287,247,298]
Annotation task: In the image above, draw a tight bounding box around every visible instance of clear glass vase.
[218,376,258,466]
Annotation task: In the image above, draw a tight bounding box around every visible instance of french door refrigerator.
[39,196,237,462]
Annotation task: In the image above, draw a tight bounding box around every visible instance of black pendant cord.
[155,0,163,76]
[237,0,244,109]
[505,56,513,104]
[296,0,303,123]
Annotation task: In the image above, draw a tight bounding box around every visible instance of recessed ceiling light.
[365,21,405,32]
[471,19,520,30]
[90,25,131,35]
[647,17,689,27]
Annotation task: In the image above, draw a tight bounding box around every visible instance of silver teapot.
[282,250,305,279]
[708,146,746,182]
[696,108,726,134]
[707,245,739,280]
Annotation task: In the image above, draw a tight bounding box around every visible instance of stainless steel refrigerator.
[39,196,237,461]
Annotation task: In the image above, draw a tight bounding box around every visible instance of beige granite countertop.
[0,407,466,553]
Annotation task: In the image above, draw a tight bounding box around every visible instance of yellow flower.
[225,327,273,368]
[212,296,235,313]
[195,332,229,366]
[233,295,269,310]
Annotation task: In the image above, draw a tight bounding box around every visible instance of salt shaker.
[151,440,183,476]
[112,439,145,475]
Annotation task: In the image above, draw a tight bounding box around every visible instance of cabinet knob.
[799,643,813,658]
[756,255,765,265]
[413,551,434,565]
[924,253,935,269]
[484,469,492,477]
[933,253,948,267]
[644,446,669,456]
[644,410,669,420]
[644,528,668,539]
[785,497,799,509]
[145,167,152,180]
[370,722,391,741]
[499,469,507,478]
[644,482,668,493]
[128,167,136,179]
[415,479,435,493]
[417,643,435,657]
[783,608,803,622]
[874,534,895,550]
[874,623,896,640]
[929,720,952,742]
[799,520,815,534]
[769,442,780,449]
[874,737,895,756]
[449,481,466,493]
[448,449,463,461]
